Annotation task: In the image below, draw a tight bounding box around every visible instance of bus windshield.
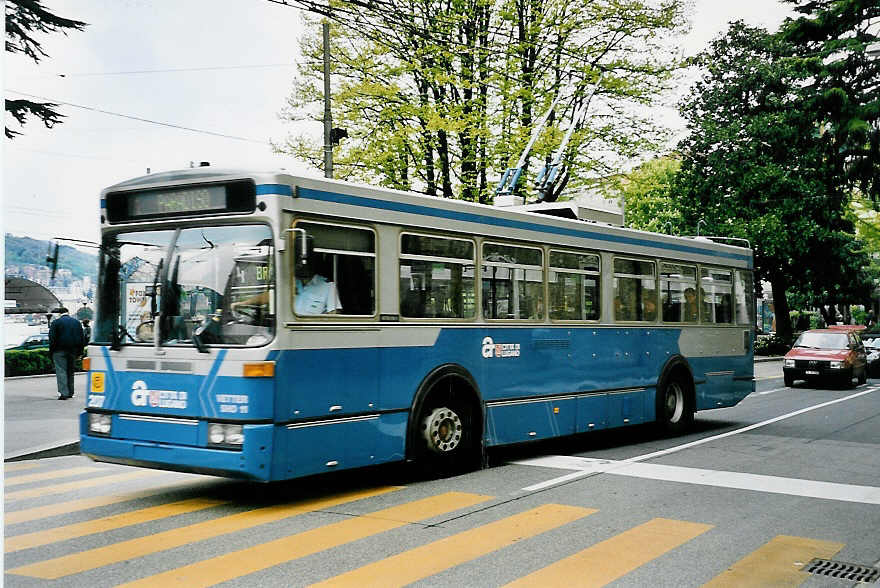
[95,224,274,347]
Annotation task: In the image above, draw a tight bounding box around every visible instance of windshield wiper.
[110,324,136,350]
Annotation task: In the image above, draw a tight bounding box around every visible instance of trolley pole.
[322,22,333,179]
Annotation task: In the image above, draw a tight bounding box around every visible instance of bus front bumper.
[79,413,275,482]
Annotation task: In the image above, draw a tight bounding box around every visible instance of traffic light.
[330,127,348,145]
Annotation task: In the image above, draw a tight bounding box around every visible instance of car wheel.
[839,370,854,389]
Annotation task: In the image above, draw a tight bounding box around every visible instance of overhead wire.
[11,63,297,79]
[6,90,270,144]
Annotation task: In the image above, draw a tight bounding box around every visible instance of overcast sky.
[2,0,797,246]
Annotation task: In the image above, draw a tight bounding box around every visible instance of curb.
[4,372,87,381]
[5,441,80,462]
[754,356,784,363]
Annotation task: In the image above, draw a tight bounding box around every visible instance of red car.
[783,329,869,388]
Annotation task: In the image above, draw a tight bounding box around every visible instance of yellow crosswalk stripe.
[116,491,492,588]
[5,471,156,502]
[5,480,209,525]
[8,485,403,580]
[506,518,713,587]
[4,463,40,473]
[4,466,104,487]
[314,503,597,587]
[703,535,844,587]
[6,497,227,552]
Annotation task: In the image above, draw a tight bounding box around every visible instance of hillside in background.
[5,234,98,281]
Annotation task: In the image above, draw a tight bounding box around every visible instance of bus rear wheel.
[414,385,481,477]
[656,375,694,436]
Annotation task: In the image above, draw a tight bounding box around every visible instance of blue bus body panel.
[83,324,753,481]
[94,350,274,420]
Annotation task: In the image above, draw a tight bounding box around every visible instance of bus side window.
[399,234,475,319]
[700,267,733,324]
[549,250,600,321]
[613,258,656,322]
[482,243,544,320]
[660,263,697,324]
[294,222,376,316]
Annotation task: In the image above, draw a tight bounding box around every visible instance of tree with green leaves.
[5,0,86,139]
[277,0,687,202]
[606,155,682,233]
[781,0,880,210]
[673,21,872,341]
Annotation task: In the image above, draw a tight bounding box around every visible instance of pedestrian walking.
[48,307,85,400]
[81,318,92,342]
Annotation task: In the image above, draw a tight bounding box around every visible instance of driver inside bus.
[294,253,342,315]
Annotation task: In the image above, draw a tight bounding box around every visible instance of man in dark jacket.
[49,307,85,400]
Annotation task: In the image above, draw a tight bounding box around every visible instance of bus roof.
[101,168,753,269]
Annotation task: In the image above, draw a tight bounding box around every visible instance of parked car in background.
[865,338,880,378]
[7,333,50,351]
[783,329,868,388]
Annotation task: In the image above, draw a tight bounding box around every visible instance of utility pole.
[322,22,333,179]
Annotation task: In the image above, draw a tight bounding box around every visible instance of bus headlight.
[783,359,795,368]
[207,423,244,447]
[829,361,844,369]
[88,413,112,435]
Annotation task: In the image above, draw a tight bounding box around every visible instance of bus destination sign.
[105,180,257,223]
[128,186,226,217]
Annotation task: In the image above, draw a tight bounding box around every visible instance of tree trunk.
[769,273,792,342]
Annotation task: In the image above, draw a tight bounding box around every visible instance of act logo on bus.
[131,380,188,409]
[481,336,521,359]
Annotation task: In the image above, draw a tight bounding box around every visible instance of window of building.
[482,243,544,320]
[660,263,698,323]
[700,267,733,324]
[399,233,475,318]
[549,250,600,321]
[292,221,375,316]
[613,258,657,322]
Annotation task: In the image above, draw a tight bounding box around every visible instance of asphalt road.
[4,362,879,587]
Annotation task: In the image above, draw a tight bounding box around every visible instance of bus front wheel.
[656,374,694,436]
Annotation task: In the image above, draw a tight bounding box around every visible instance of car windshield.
[793,332,849,350]
[95,224,274,348]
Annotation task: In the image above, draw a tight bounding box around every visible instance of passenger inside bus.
[684,287,699,322]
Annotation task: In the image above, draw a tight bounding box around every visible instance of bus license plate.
[806,370,819,375]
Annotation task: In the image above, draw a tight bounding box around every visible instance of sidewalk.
[4,373,86,461]
[4,358,783,462]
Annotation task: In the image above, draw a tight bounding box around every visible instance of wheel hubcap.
[665,383,684,423]
[422,407,463,453]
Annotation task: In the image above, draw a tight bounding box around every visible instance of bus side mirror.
[288,227,311,264]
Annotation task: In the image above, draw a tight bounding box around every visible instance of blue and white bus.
[82,168,755,481]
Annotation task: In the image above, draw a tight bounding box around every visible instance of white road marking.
[517,385,879,493]
[517,456,880,504]
[758,387,787,395]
